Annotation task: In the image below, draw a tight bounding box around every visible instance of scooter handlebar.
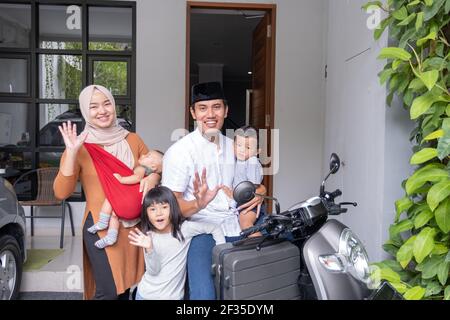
[240,222,269,237]
[330,189,342,199]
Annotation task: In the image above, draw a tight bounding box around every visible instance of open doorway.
[186,2,276,206]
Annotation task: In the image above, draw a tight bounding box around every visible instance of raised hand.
[128,228,153,251]
[58,121,88,155]
[193,168,223,210]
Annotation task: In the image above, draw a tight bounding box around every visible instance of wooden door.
[251,13,274,208]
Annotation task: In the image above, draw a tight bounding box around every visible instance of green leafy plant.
[363,0,450,300]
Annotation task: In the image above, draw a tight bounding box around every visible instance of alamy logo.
[65,264,82,290]
[66,5,81,30]
[366,5,382,30]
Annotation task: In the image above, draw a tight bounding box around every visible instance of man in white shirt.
[162,82,266,299]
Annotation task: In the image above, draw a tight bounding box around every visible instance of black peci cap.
[191,81,226,105]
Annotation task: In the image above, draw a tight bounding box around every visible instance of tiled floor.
[20,235,83,293]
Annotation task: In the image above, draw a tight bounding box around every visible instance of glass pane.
[93,60,128,96]
[39,151,62,168]
[39,104,82,146]
[0,150,32,199]
[39,5,82,49]
[0,4,31,48]
[89,7,132,51]
[39,54,82,99]
[0,58,28,94]
[0,103,32,147]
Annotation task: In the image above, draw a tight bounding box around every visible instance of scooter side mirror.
[329,153,340,174]
[233,181,256,205]
[321,153,341,196]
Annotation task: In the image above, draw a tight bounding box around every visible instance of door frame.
[185,1,277,207]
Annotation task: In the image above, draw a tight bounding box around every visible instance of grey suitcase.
[212,238,301,300]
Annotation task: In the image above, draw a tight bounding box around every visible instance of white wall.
[324,0,414,262]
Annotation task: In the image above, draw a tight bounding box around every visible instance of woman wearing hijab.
[53,85,160,300]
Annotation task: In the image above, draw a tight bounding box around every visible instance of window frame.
[0,0,137,201]
[0,54,31,97]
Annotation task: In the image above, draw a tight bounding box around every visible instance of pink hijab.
[79,85,134,169]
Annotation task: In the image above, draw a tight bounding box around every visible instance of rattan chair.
[13,167,75,248]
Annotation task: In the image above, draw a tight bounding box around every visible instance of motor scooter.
[212,153,401,300]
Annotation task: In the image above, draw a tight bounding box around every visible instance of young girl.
[128,186,225,300]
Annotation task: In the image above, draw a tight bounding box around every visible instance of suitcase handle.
[232,236,285,249]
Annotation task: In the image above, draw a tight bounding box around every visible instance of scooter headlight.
[338,228,370,282]
[319,228,370,282]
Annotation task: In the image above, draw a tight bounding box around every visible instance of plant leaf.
[408,202,431,220]
[374,16,392,40]
[446,0,450,13]
[383,243,399,257]
[361,1,383,10]
[397,235,417,268]
[383,260,404,272]
[415,11,424,30]
[418,70,439,91]
[379,68,394,85]
[395,196,413,221]
[390,219,414,238]
[422,255,443,278]
[378,47,412,61]
[410,148,438,164]
[409,78,426,91]
[410,92,443,119]
[427,179,450,211]
[391,282,408,294]
[437,132,450,160]
[392,6,408,20]
[437,118,450,160]
[405,167,448,195]
[445,286,450,300]
[399,27,417,49]
[424,129,444,140]
[408,0,421,6]
[392,59,403,71]
[425,281,442,296]
[417,24,439,46]
[435,198,450,233]
[414,209,434,229]
[404,286,426,300]
[424,0,433,6]
[424,0,446,21]
[437,261,449,285]
[413,227,436,263]
[398,13,416,26]
[371,267,401,283]
[431,243,448,255]
[423,57,446,70]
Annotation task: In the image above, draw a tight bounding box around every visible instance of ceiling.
[190,11,263,81]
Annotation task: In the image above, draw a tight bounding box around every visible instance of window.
[0,1,136,200]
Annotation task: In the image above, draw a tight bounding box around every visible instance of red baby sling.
[84,143,141,220]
